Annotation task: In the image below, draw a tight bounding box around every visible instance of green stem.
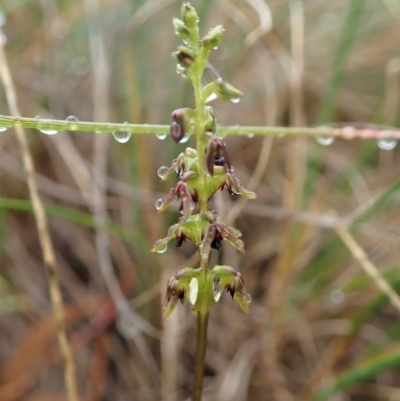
[192,311,209,401]
[188,40,211,401]
[1,115,400,140]
[192,49,208,180]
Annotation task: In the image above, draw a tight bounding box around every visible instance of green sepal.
[202,78,243,102]
[212,265,251,313]
[234,290,252,314]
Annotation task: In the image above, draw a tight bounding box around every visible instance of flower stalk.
[1,114,400,142]
[153,4,253,400]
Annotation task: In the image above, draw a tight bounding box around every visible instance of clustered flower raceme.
[153,2,255,319]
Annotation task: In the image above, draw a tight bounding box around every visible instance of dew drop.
[39,128,58,135]
[155,198,164,211]
[231,97,240,104]
[317,136,334,146]
[156,132,167,140]
[0,127,7,132]
[179,133,190,143]
[247,133,254,139]
[154,239,167,254]
[157,166,169,179]
[206,92,217,103]
[112,131,131,144]
[34,116,58,135]
[65,115,79,130]
[377,138,397,151]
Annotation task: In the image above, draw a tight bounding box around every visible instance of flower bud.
[170,108,191,143]
[204,106,216,133]
[201,25,224,50]
[173,18,191,42]
[181,2,198,30]
[173,46,195,67]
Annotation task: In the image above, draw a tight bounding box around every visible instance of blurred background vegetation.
[1,0,400,400]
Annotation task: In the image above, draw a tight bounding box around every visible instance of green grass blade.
[317,0,365,123]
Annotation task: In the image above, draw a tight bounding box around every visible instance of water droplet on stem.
[154,239,167,254]
[39,128,58,135]
[377,138,397,151]
[179,133,190,143]
[112,131,131,143]
[157,166,169,179]
[156,132,167,140]
[65,115,79,130]
[155,198,164,211]
[317,136,334,146]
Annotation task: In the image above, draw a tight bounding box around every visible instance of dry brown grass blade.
[86,334,111,401]
[0,36,79,401]
[265,0,307,377]
[335,223,400,313]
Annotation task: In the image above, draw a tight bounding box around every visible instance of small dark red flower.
[205,136,231,176]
